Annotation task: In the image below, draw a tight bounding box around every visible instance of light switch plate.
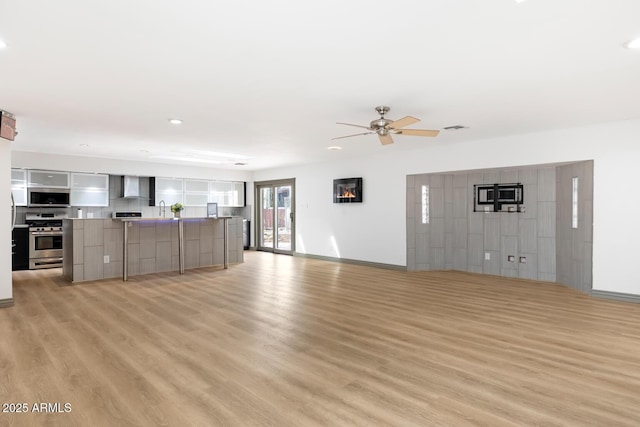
[104,255,110,264]
[507,255,515,262]
[484,252,491,261]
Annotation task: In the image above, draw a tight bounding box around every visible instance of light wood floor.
[2,252,640,426]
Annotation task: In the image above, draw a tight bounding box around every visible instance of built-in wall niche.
[474,183,524,213]
[333,177,363,203]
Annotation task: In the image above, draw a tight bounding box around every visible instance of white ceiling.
[1,0,640,171]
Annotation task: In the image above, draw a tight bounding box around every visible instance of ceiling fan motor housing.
[371,118,392,130]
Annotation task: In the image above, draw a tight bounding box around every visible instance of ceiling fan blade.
[395,129,440,137]
[378,133,394,145]
[336,122,371,130]
[389,116,420,129]
[332,131,374,140]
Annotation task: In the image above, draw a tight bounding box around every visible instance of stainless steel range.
[26,213,66,269]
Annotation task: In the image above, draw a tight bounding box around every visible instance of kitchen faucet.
[159,200,166,218]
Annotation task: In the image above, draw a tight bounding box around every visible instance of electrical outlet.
[87,212,94,218]
[507,255,515,262]
[103,255,110,264]
[484,252,491,261]
[519,256,527,264]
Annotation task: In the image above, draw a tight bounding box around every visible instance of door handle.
[289,212,294,222]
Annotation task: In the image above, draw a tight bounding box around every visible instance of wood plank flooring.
[1,251,640,426]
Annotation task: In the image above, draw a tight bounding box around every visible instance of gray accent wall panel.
[556,161,593,294]
[538,237,556,274]
[519,168,538,185]
[537,202,556,238]
[432,247,445,270]
[431,217,446,249]
[484,251,501,276]
[500,170,519,183]
[501,213,518,237]
[453,188,468,218]
[468,234,484,268]
[453,248,467,270]
[468,212,484,235]
[521,184,538,218]
[430,187,445,218]
[538,168,556,202]
[518,253,538,280]
[519,219,537,254]
[453,218,468,249]
[407,163,593,286]
[484,218,500,251]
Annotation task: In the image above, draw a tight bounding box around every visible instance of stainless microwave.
[28,188,71,208]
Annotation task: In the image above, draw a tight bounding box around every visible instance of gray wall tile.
[83,220,104,247]
[83,246,104,281]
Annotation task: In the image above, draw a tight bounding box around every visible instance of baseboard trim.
[591,290,640,304]
[293,252,407,271]
[0,298,15,308]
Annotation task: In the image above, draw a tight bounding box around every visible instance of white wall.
[11,151,254,182]
[1,140,12,301]
[254,118,640,295]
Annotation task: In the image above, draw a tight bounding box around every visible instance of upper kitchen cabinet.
[28,170,70,188]
[11,169,27,206]
[184,179,209,207]
[70,173,109,207]
[155,177,184,206]
[211,181,245,207]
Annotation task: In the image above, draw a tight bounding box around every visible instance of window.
[421,185,429,224]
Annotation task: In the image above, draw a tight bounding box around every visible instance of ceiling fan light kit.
[334,106,439,145]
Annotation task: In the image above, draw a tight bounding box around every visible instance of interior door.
[256,179,295,255]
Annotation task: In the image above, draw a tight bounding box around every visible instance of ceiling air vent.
[443,125,468,131]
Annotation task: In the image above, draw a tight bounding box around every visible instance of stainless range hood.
[121,176,141,198]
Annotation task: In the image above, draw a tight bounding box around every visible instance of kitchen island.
[62,217,244,282]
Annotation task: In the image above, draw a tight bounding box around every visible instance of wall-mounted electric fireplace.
[333,177,363,203]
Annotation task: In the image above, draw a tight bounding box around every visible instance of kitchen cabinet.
[70,173,109,206]
[11,169,27,206]
[184,179,209,207]
[28,170,70,188]
[155,177,184,206]
[210,181,245,207]
[153,177,245,207]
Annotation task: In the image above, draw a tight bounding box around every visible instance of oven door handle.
[30,232,63,236]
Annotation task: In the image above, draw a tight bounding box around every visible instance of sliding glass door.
[256,179,295,254]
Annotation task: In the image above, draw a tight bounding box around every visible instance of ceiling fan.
[333,106,439,145]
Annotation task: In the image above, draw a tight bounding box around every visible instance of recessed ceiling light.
[443,125,469,130]
[0,40,7,49]
[234,162,247,166]
[328,146,343,150]
[79,144,89,147]
[623,37,640,49]
[140,149,150,153]
[168,119,183,125]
